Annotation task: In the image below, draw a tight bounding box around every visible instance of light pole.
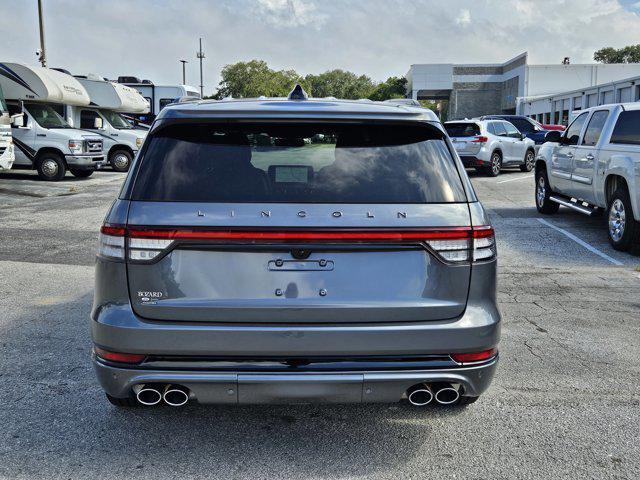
[179,59,187,85]
[37,0,47,67]
[196,38,205,97]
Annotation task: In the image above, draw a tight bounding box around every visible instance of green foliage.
[594,45,640,64]
[303,70,374,99]
[367,76,407,101]
[208,60,409,102]
[209,60,304,99]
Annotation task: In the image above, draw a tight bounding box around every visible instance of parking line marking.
[537,218,623,265]
[497,174,534,184]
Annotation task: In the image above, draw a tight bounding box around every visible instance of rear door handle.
[586,154,595,160]
[566,152,574,159]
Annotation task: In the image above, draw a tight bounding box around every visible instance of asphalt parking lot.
[0,168,639,479]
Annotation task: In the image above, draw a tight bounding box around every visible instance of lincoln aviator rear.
[92,87,500,408]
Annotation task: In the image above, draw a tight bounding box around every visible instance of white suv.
[445,119,536,177]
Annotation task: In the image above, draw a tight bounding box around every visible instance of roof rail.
[288,84,308,101]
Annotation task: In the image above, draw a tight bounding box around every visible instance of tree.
[594,45,640,64]
[210,60,304,99]
[303,69,375,99]
[367,76,407,101]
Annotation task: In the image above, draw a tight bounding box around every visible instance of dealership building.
[406,52,640,123]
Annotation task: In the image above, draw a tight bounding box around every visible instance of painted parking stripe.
[497,174,534,184]
[537,218,623,265]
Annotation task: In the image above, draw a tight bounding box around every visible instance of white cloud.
[256,0,326,27]
[455,9,471,26]
[1,0,639,95]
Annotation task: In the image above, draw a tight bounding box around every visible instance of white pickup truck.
[535,103,640,251]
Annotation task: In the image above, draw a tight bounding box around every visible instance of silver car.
[445,119,536,176]
[92,87,500,408]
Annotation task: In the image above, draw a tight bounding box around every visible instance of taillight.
[451,348,497,364]
[98,224,125,260]
[471,135,488,143]
[98,226,497,264]
[94,346,146,364]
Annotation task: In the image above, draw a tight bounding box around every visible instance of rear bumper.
[459,155,483,167]
[94,356,498,404]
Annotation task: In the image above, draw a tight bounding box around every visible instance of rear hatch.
[444,122,483,156]
[124,121,475,324]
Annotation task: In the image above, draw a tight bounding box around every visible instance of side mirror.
[11,114,25,128]
[520,133,526,140]
[544,130,562,143]
[94,117,104,129]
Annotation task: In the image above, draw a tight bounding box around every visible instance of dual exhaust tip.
[133,384,190,407]
[407,383,460,406]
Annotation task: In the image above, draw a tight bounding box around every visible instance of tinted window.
[493,122,507,136]
[582,111,609,147]
[24,102,70,129]
[564,113,588,145]
[159,98,174,111]
[509,118,535,133]
[444,123,480,137]
[80,109,100,129]
[503,122,520,138]
[132,123,467,204]
[610,111,640,145]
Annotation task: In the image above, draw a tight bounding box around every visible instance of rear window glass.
[610,111,640,145]
[131,123,466,204]
[445,123,480,137]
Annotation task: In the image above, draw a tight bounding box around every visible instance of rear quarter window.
[130,122,467,204]
[445,123,480,137]
[610,111,640,145]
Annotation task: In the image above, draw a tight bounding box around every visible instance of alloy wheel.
[536,175,546,207]
[491,154,500,175]
[609,199,626,242]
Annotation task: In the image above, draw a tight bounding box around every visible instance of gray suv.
[92,87,500,408]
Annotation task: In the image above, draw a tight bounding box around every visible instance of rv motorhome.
[68,74,149,172]
[116,76,200,124]
[0,82,15,170]
[0,63,105,180]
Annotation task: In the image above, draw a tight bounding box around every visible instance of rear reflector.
[451,348,497,364]
[94,347,146,364]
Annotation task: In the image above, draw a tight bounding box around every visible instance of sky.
[1,0,640,95]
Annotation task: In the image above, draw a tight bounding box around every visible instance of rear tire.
[607,187,640,251]
[106,393,139,407]
[535,167,559,214]
[110,149,132,172]
[484,151,501,177]
[520,149,535,172]
[69,168,94,179]
[36,153,66,181]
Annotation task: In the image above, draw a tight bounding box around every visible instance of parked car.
[445,119,536,176]
[481,115,549,150]
[92,86,500,408]
[535,103,640,251]
[539,121,565,131]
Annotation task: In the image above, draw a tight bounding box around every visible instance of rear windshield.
[130,123,466,204]
[445,123,480,137]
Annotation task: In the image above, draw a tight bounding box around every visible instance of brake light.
[94,347,146,364]
[99,226,497,264]
[472,136,488,143]
[451,348,497,364]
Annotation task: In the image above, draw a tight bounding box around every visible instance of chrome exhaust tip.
[434,384,460,405]
[407,384,434,406]
[133,384,162,406]
[163,384,190,407]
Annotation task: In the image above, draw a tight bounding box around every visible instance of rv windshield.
[101,110,132,129]
[25,103,70,129]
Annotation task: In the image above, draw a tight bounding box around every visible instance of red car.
[533,119,565,131]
